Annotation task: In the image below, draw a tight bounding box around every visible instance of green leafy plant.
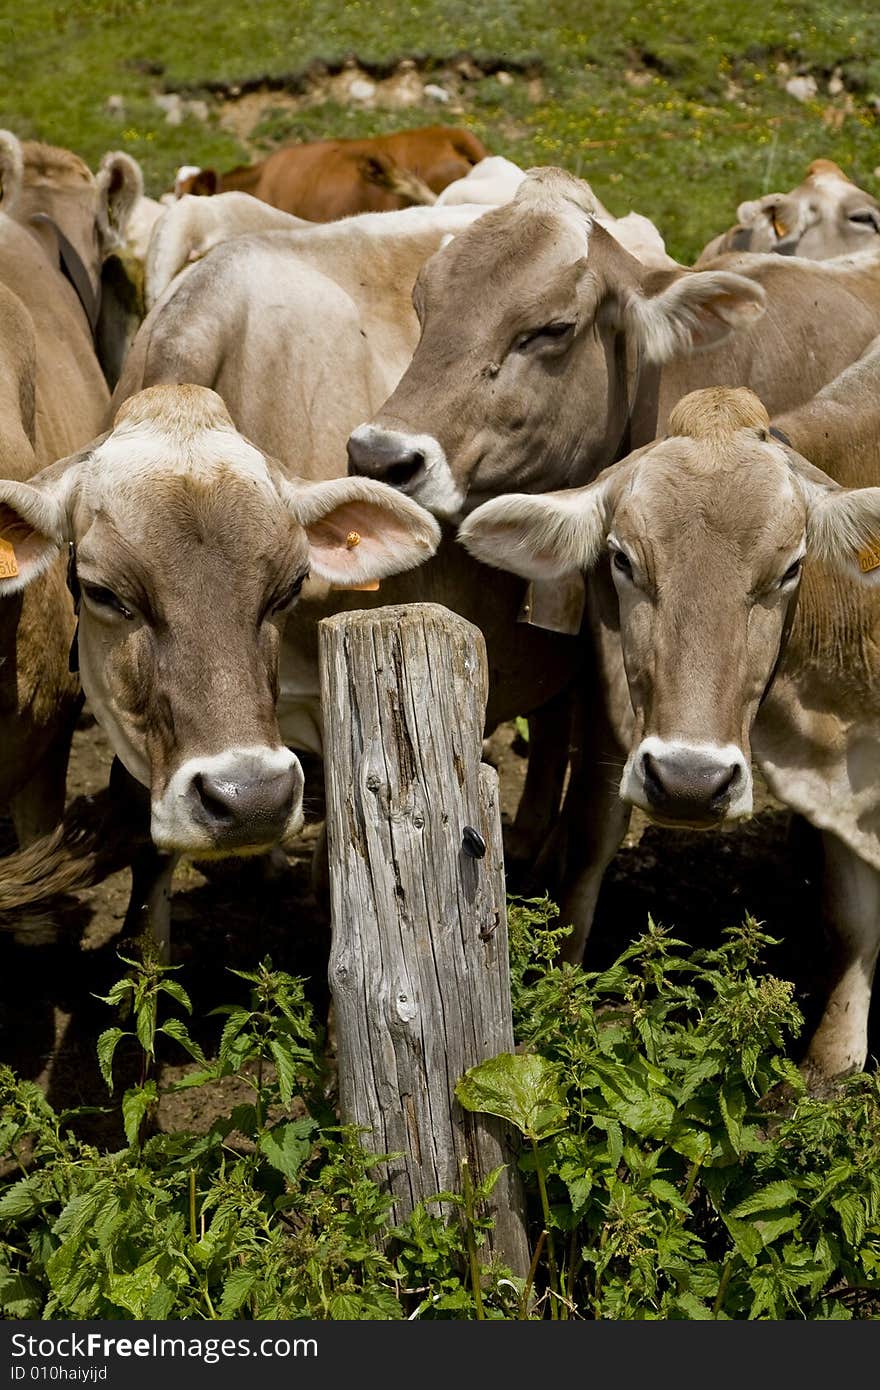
[1,911,878,1320]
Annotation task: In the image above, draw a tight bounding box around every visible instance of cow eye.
[515,321,575,352]
[81,583,134,620]
[848,209,880,230]
[780,557,803,587]
[611,548,634,580]
[271,572,308,613]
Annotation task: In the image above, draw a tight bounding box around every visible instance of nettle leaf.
[0,1269,42,1318]
[649,1179,689,1213]
[0,1174,47,1222]
[729,1181,800,1219]
[753,1214,801,1247]
[832,1195,867,1247]
[269,1038,304,1105]
[455,1052,568,1141]
[219,1266,258,1318]
[721,1212,763,1264]
[258,1118,317,1182]
[159,978,193,1013]
[159,1018,207,1066]
[106,1256,164,1318]
[122,1081,158,1147]
[96,1027,128,1093]
[135,994,158,1057]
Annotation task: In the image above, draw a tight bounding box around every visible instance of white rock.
[424,83,451,103]
[348,77,376,102]
[785,74,818,102]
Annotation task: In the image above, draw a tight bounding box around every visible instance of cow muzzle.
[347,424,465,519]
[621,737,752,828]
[151,745,304,854]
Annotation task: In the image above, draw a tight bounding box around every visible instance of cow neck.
[28,212,101,341]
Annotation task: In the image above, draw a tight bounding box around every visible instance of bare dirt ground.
[1,707,876,1148]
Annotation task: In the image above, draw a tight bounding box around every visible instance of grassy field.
[1,2,880,264]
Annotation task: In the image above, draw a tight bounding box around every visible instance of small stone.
[785,74,817,103]
[424,83,450,103]
[828,69,844,96]
[348,77,376,102]
[186,99,209,122]
[105,93,125,118]
[495,69,514,87]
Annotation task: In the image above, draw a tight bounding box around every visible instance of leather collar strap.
[29,213,101,340]
[66,542,81,674]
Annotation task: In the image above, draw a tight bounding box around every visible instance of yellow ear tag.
[0,537,19,579]
[331,530,380,589]
[857,539,880,574]
[772,212,789,239]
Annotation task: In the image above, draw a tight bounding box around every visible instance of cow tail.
[0,786,140,931]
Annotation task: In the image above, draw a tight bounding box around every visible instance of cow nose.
[347,426,426,488]
[190,761,303,843]
[641,747,742,820]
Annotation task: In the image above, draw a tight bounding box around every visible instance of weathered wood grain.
[319,602,529,1274]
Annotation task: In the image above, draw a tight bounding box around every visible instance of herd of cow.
[2,119,880,1094]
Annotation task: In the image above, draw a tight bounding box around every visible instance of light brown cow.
[0,383,440,948]
[111,201,584,876]
[179,126,489,221]
[459,386,880,1087]
[347,167,880,516]
[0,131,139,843]
[696,159,880,264]
[346,165,880,964]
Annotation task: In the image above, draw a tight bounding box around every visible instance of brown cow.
[459,386,880,1088]
[0,131,139,843]
[346,166,880,954]
[0,384,440,950]
[177,125,489,221]
[696,159,880,264]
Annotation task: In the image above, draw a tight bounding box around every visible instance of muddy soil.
[0,708,876,1148]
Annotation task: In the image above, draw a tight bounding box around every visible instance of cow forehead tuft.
[89,417,273,488]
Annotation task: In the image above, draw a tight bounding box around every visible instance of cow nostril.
[193,771,236,823]
[385,451,425,487]
[710,762,741,805]
[641,752,665,804]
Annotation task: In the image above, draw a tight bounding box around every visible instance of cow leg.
[505,689,573,868]
[531,685,631,964]
[9,719,77,847]
[121,843,178,963]
[801,831,880,1089]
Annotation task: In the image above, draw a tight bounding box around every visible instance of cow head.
[0,385,440,856]
[458,386,880,828]
[8,136,142,288]
[703,160,880,262]
[347,167,765,520]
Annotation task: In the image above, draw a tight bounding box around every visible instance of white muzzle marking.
[620,736,753,821]
[151,744,304,854]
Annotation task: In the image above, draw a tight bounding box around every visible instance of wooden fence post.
[319,602,530,1276]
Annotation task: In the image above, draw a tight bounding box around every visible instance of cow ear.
[457,483,612,580]
[625,267,766,363]
[96,151,143,253]
[0,129,23,215]
[0,449,89,595]
[283,476,441,585]
[800,475,880,585]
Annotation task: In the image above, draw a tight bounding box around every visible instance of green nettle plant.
[1,906,878,1319]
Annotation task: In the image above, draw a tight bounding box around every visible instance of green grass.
[2,1,880,259]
